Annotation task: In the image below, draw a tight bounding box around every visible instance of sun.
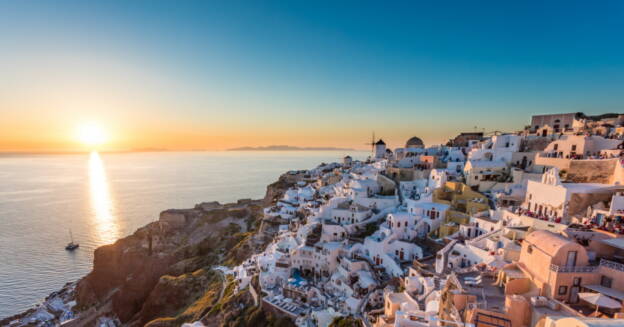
[76,123,108,147]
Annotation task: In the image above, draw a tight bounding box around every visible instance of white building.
[464,160,508,189]
[428,169,447,190]
[523,167,617,220]
[328,200,373,225]
[542,135,621,159]
[375,139,387,159]
[467,134,522,163]
[405,199,449,235]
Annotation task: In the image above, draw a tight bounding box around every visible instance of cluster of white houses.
[227,112,624,327]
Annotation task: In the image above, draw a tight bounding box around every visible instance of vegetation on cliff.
[328,316,362,327]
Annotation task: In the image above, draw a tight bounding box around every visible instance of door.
[566,251,577,267]
[570,286,580,303]
[570,277,582,303]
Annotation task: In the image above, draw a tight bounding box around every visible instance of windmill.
[364,132,376,155]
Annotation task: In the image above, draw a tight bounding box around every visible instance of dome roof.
[405,136,424,148]
[525,230,572,257]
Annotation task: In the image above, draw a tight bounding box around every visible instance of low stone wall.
[534,156,571,170]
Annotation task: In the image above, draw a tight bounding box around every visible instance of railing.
[549,264,597,273]
[600,258,624,272]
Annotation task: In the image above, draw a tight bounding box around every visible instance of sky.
[1,1,623,152]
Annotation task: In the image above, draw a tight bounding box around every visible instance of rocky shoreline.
[2,172,303,327]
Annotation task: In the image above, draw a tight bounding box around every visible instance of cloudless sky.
[1,1,623,151]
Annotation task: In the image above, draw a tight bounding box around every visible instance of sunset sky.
[1,1,623,152]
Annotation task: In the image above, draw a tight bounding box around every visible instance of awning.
[579,292,621,309]
[584,284,624,302]
[602,238,624,251]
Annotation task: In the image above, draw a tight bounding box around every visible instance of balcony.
[549,264,597,273]
[600,258,624,272]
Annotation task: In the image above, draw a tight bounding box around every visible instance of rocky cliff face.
[68,173,297,326]
[67,201,263,326]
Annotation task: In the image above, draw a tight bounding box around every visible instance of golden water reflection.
[89,151,119,245]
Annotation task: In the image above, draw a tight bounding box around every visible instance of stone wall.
[568,192,615,218]
[565,159,617,183]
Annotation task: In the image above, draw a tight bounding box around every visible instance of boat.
[65,229,79,251]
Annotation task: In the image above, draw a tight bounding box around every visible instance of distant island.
[227,145,356,151]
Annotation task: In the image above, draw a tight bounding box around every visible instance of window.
[553,144,558,151]
[573,277,581,286]
[527,245,533,254]
[566,251,578,267]
[601,275,613,288]
[571,145,577,151]
[558,286,568,295]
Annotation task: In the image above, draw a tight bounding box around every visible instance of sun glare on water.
[77,123,107,147]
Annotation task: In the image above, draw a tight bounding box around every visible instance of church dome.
[405,136,424,148]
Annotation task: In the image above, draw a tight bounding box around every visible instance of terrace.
[263,296,307,318]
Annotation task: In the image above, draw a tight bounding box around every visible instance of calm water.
[0,151,365,317]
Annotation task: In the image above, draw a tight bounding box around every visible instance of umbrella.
[485,258,508,269]
[578,292,621,311]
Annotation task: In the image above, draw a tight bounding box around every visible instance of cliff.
[3,172,299,327]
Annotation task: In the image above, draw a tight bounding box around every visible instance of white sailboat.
[65,229,79,251]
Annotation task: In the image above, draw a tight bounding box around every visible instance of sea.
[0,150,366,318]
